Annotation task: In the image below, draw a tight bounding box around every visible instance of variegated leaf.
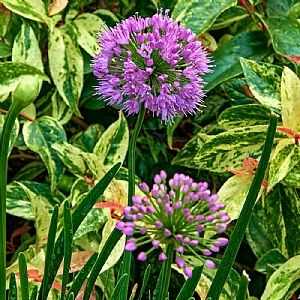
[12,23,43,71]
[261,255,300,300]
[194,125,283,172]
[0,114,19,157]
[0,62,49,94]
[240,58,282,113]
[52,141,87,177]
[73,13,104,56]
[282,164,300,188]
[203,31,270,91]
[51,89,73,125]
[268,139,300,191]
[262,16,300,56]
[263,184,300,258]
[93,112,129,169]
[218,104,271,130]
[11,161,46,181]
[22,116,67,190]
[48,25,83,116]
[281,67,300,131]
[218,175,254,221]
[172,0,237,36]
[1,0,47,23]
[171,132,212,169]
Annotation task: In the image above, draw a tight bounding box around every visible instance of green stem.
[120,106,146,300]
[0,100,24,300]
[206,112,278,300]
[156,244,174,300]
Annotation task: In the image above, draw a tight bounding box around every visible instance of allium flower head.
[92,10,212,123]
[115,171,230,277]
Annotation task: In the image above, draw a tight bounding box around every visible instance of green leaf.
[218,104,271,130]
[203,31,270,91]
[11,161,46,181]
[22,116,67,190]
[73,13,104,56]
[0,40,12,58]
[194,125,280,172]
[281,67,300,131]
[51,90,73,125]
[19,252,29,300]
[266,0,295,16]
[240,58,282,113]
[261,255,300,300]
[282,164,300,188]
[48,26,83,116]
[12,22,43,71]
[262,16,300,56]
[8,272,17,300]
[1,0,47,23]
[71,123,105,153]
[0,62,49,94]
[218,175,254,221]
[0,114,19,157]
[246,198,274,259]
[211,6,248,30]
[268,139,300,191]
[263,184,300,258]
[255,249,287,274]
[172,0,237,35]
[172,133,211,169]
[52,141,87,177]
[110,274,128,300]
[93,113,129,169]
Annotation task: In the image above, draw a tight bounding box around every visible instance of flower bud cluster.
[116,171,230,277]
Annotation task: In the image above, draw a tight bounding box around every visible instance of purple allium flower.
[92,10,212,123]
[115,171,230,277]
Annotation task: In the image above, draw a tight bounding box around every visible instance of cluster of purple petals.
[92,10,212,123]
[115,171,230,278]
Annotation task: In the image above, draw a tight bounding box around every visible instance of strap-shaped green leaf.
[38,162,121,300]
[8,272,17,300]
[137,265,151,300]
[19,252,29,300]
[61,201,73,298]
[30,285,38,300]
[175,266,203,300]
[110,274,129,300]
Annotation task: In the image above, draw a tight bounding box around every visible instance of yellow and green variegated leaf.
[51,90,73,125]
[266,0,295,16]
[12,22,43,71]
[0,62,49,94]
[22,116,67,190]
[281,67,300,131]
[93,113,129,169]
[255,249,287,275]
[52,141,87,177]
[18,182,52,247]
[203,31,270,91]
[48,26,83,116]
[261,255,300,300]
[81,152,106,179]
[1,0,47,23]
[240,58,282,113]
[73,13,104,56]
[246,198,274,259]
[172,0,237,36]
[210,6,248,30]
[6,181,64,220]
[262,16,300,56]
[218,104,271,130]
[68,178,91,207]
[194,125,284,172]
[282,164,300,188]
[218,175,258,221]
[11,161,46,181]
[268,139,300,191]
[0,114,19,157]
[171,132,212,169]
[264,184,300,258]
[0,41,12,58]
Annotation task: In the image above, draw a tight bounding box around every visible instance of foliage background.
[2,0,300,299]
